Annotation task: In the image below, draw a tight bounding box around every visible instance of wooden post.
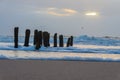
[47,33,50,47]
[39,31,43,46]
[33,29,38,45]
[14,27,19,48]
[43,32,46,47]
[43,31,49,47]
[66,37,71,47]
[24,29,30,47]
[70,36,73,46]
[59,35,64,47]
[53,33,57,47]
[35,31,41,50]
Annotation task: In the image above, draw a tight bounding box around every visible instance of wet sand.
[0,60,120,80]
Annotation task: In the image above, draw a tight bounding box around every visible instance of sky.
[0,0,120,37]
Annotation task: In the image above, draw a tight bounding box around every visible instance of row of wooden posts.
[14,27,73,50]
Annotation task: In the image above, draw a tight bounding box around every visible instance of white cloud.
[35,7,77,16]
[47,8,77,16]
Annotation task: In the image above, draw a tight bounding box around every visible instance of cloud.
[47,8,77,16]
[35,7,77,16]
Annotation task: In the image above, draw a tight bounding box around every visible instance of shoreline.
[0,60,120,80]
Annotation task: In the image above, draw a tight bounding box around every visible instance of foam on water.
[0,35,120,61]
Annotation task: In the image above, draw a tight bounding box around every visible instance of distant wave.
[0,35,120,46]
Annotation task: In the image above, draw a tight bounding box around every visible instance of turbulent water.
[1,35,120,45]
[0,35,120,61]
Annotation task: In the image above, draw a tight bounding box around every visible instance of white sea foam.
[0,35,120,61]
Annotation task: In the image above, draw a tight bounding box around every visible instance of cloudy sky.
[0,0,120,37]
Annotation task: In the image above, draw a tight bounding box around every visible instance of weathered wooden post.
[33,29,38,45]
[66,37,71,47]
[43,31,49,47]
[24,29,30,47]
[35,31,41,50]
[59,35,64,47]
[39,31,43,46]
[53,33,57,47]
[43,32,46,47]
[47,33,50,47]
[14,27,19,48]
[70,36,73,46]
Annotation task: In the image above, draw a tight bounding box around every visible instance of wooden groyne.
[14,27,73,50]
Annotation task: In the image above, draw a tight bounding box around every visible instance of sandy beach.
[0,60,120,80]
